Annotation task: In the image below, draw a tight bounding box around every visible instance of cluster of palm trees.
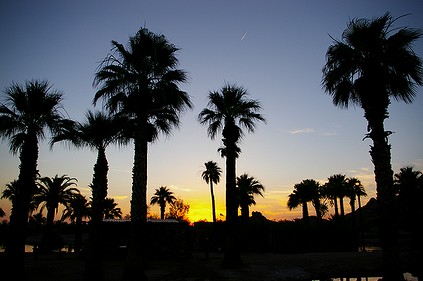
[1,11,422,280]
[287,175,366,221]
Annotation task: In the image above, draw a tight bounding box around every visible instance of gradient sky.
[1,0,423,222]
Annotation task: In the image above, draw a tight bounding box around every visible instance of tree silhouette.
[167,198,190,222]
[61,193,90,253]
[0,207,4,218]
[103,198,122,219]
[52,110,124,280]
[150,186,176,220]
[288,179,321,220]
[345,178,367,220]
[34,174,79,252]
[322,12,423,279]
[325,174,348,217]
[198,83,265,268]
[0,80,71,278]
[94,28,192,281]
[201,161,222,223]
[236,173,265,220]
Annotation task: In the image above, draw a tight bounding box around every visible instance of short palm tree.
[52,110,123,281]
[61,193,90,253]
[394,166,422,219]
[287,179,321,220]
[34,174,79,252]
[198,83,265,268]
[326,174,348,217]
[236,173,265,220]
[94,28,192,281]
[346,178,367,217]
[150,186,176,220]
[322,13,422,279]
[0,80,71,275]
[201,161,222,223]
[103,198,122,219]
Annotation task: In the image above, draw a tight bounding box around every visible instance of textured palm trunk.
[221,121,243,268]
[333,197,339,217]
[160,202,165,220]
[6,133,38,280]
[210,182,217,223]
[41,204,56,252]
[84,146,108,281]
[121,130,148,281]
[240,204,249,220]
[367,115,403,280]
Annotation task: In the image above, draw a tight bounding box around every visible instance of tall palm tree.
[322,13,423,280]
[52,110,123,281]
[326,174,348,217]
[0,80,71,276]
[287,179,321,220]
[34,174,79,252]
[150,186,176,220]
[346,178,367,217]
[201,161,222,223]
[94,28,192,281]
[236,173,265,220]
[61,193,91,253]
[103,198,122,219]
[198,83,265,268]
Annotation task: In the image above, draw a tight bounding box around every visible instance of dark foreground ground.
[1,250,398,281]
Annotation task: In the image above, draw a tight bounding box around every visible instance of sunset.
[1,1,422,280]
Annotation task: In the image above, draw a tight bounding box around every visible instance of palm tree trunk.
[160,202,165,220]
[302,202,309,221]
[5,134,38,280]
[339,197,345,217]
[84,147,108,281]
[221,140,243,268]
[210,182,216,223]
[241,204,249,220]
[333,197,339,217]
[121,131,148,281]
[369,121,403,280]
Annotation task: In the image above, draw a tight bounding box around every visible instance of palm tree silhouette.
[236,173,265,220]
[0,80,71,276]
[52,110,123,281]
[287,179,321,220]
[201,161,222,223]
[94,28,192,281]
[198,83,265,268]
[34,174,79,252]
[322,13,422,279]
[326,174,348,217]
[103,198,122,219]
[346,178,367,218]
[150,186,176,220]
[61,193,90,253]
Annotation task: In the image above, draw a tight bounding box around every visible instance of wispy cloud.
[287,128,314,134]
[168,185,192,192]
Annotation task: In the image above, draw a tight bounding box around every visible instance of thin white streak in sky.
[241,32,247,41]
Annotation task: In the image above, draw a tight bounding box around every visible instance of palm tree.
[236,173,265,220]
[52,110,123,281]
[346,178,367,217]
[198,83,265,268]
[326,174,348,217]
[201,161,222,223]
[94,28,192,281]
[0,80,71,276]
[61,193,90,253]
[1,180,38,212]
[103,198,122,219]
[287,179,321,220]
[34,174,79,252]
[0,207,5,218]
[322,13,423,279]
[394,166,422,220]
[150,186,176,220]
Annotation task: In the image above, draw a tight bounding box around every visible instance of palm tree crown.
[150,186,176,220]
[287,179,321,220]
[322,13,422,279]
[202,161,222,223]
[236,173,265,220]
[103,198,122,219]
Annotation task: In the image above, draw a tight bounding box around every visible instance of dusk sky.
[1,1,423,222]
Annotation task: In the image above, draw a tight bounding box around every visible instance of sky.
[1,0,423,222]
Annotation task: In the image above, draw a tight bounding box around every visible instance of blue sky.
[1,0,423,221]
